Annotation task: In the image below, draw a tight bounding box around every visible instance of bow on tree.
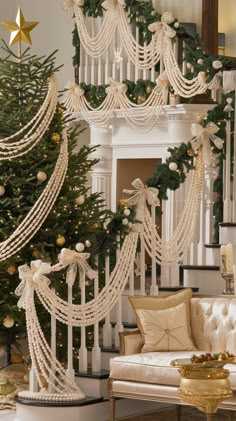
[190,122,224,164]
[123,178,160,222]
[15,261,52,309]
[58,248,96,287]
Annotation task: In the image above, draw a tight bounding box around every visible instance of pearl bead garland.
[0,76,58,160]
[0,130,68,262]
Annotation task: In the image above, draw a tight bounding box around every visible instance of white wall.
[0,0,75,91]
[219,0,236,57]
[153,0,202,33]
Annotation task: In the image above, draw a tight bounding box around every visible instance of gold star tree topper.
[1,7,38,46]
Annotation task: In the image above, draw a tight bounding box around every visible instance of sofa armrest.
[119,329,143,355]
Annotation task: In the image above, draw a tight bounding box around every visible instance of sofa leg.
[176,405,181,420]
[110,396,116,421]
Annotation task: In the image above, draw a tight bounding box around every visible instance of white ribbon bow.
[58,248,96,287]
[102,0,125,10]
[15,260,52,309]
[123,178,160,222]
[190,122,224,163]
[148,21,176,39]
[65,81,85,97]
[63,0,84,15]
[105,78,128,95]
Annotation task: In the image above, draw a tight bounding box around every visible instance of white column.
[89,126,113,210]
[92,258,101,372]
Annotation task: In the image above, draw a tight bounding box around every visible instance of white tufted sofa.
[109,296,236,420]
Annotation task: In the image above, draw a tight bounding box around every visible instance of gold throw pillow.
[136,303,195,352]
[128,289,193,341]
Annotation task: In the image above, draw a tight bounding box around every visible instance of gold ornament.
[7,265,16,275]
[10,353,23,364]
[50,132,61,143]
[2,316,15,329]
[56,235,66,246]
[119,198,128,207]
[0,378,15,395]
[92,223,100,230]
[32,250,40,258]
[187,149,194,157]
[146,85,152,94]
[1,7,38,47]
[137,95,146,105]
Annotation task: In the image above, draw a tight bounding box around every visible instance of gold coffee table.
[171,357,235,420]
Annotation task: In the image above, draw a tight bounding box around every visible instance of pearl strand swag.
[16,231,138,327]
[0,76,58,160]
[0,129,68,262]
[66,0,209,98]
[63,78,167,131]
[16,262,85,400]
[124,153,204,266]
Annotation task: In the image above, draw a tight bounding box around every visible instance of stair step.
[75,369,109,380]
[75,370,109,398]
[180,264,223,295]
[16,395,104,407]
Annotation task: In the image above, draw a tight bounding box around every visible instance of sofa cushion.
[110,352,236,390]
[136,303,195,352]
[128,289,193,342]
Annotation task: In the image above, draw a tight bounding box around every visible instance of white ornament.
[0,185,5,196]
[123,208,131,216]
[212,60,223,69]
[122,218,129,226]
[197,58,204,65]
[85,240,91,248]
[186,62,192,69]
[75,242,85,252]
[174,21,180,29]
[169,162,178,171]
[75,195,85,205]
[37,171,47,182]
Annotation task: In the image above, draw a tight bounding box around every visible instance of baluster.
[105,48,110,84]
[224,118,232,221]
[67,282,75,381]
[135,25,139,82]
[112,30,117,80]
[98,18,102,85]
[140,237,146,294]
[205,172,214,244]
[233,77,236,220]
[79,274,88,372]
[150,205,159,295]
[102,255,113,347]
[92,257,102,372]
[29,367,39,393]
[91,19,95,84]
[126,8,131,81]
[48,289,56,393]
[79,44,83,83]
[126,262,135,323]
[114,238,123,348]
[182,41,187,76]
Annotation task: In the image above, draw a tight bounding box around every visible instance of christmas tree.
[0,32,119,358]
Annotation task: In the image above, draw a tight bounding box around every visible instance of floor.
[0,406,235,421]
